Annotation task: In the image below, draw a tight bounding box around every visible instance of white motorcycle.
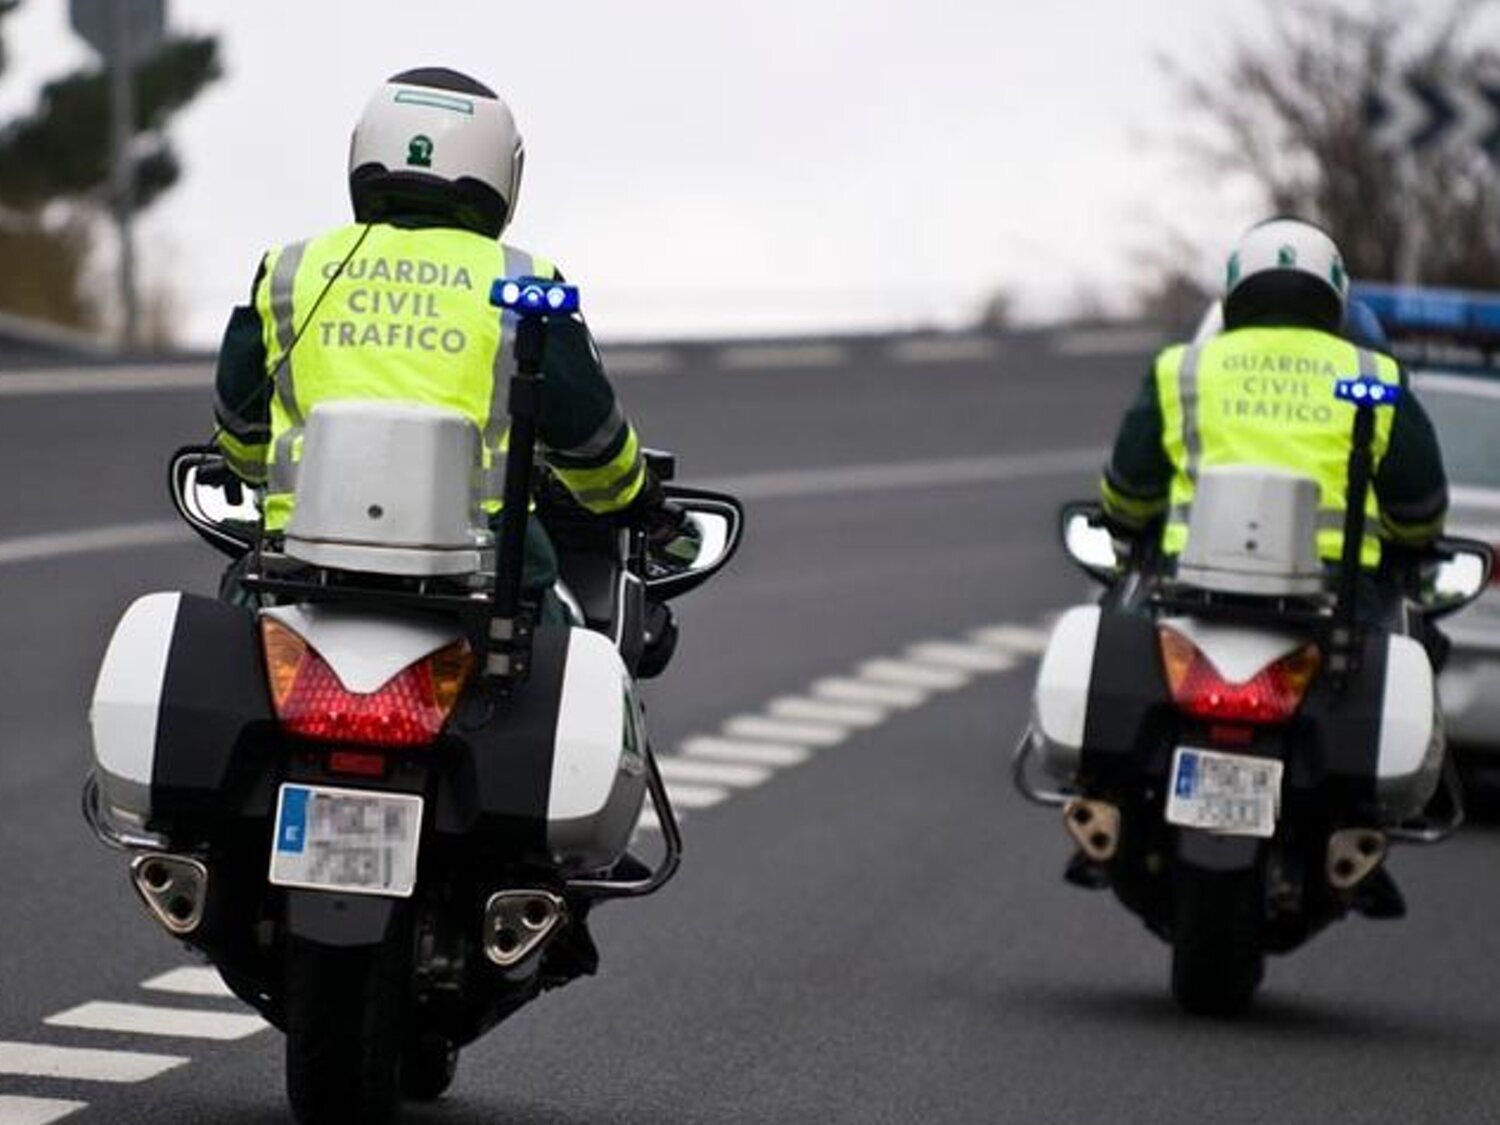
[1016,374,1492,1015]
[83,279,744,1123]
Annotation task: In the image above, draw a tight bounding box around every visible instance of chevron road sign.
[1365,76,1500,162]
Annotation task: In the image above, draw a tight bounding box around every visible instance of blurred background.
[0,0,1494,354]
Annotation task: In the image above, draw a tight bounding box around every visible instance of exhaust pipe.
[1327,829,1387,891]
[130,853,208,935]
[482,890,566,968]
[1064,799,1121,863]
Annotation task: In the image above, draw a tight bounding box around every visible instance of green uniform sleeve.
[1374,388,1448,545]
[537,312,647,515]
[213,259,272,484]
[1101,366,1173,531]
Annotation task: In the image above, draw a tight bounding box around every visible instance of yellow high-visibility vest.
[253,222,554,531]
[1154,327,1400,568]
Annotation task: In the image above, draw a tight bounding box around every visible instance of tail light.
[261,619,474,747]
[1491,544,1500,587]
[1158,626,1321,725]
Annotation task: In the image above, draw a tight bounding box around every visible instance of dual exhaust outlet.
[1061,802,1389,892]
[482,890,567,968]
[130,853,208,936]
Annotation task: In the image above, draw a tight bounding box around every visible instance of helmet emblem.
[406,134,435,168]
[1277,244,1298,268]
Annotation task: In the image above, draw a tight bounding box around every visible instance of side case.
[90,592,272,834]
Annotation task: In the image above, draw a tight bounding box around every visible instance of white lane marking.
[0,1041,187,1083]
[661,783,731,810]
[767,696,886,727]
[970,624,1051,655]
[0,522,184,567]
[887,336,998,364]
[857,658,971,691]
[602,348,680,375]
[0,1096,87,1125]
[1052,327,1164,357]
[0,365,210,397]
[139,967,233,998]
[906,641,1017,673]
[44,1002,267,1041]
[700,447,1101,502]
[717,343,849,370]
[681,737,811,767]
[635,807,661,833]
[812,676,928,709]
[722,715,847,747]
[656,757,772,788]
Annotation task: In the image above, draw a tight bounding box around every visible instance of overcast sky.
[2,0,1349,345]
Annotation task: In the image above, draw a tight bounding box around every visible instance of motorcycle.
[1014,373,1492,1016]
[82,278,745,1123]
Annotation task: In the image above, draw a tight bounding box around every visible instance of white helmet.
[1223,217,1349,331]
[348,68,524,238]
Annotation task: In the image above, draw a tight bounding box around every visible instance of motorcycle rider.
[210,67,689,622]
[1101,217,1448,603]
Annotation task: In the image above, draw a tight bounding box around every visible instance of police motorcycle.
[1014,374,1492,1016]
[82,279,744,1124]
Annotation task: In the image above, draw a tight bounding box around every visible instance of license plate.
[269,783,423,898]
[1165,747,1282,839]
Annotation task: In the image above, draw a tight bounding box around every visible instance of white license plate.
[269,783,423,898]
[1165,747,1283,839]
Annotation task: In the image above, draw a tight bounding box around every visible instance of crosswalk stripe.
[634,808,662,832]
[140,967,233,998]
[767,696,885,727]
[906,641,1017,673]
[662,783,731,810]
[44,1002,267,1041]
[812,676,928,709]
[656,758,771,788]
[0,1041,187,1083]
[970,624,1051,655]
[857,659,970,691]
[681,737,811,767]
[723,715,847,747]
[0,1096,88,1125]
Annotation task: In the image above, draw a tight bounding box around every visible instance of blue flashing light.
[489,276,581,316]
[1351,282,1500,345]
[1334,377,1402,408]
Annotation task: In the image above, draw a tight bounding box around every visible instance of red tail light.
[1491,544,1500,587]
[1158,627,1321,725]
[261,619,474,747]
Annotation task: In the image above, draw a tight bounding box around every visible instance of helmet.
[348,68,524,238]
[1222,217,1348,333]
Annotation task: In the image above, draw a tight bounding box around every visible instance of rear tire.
[1170,863,1265,1018]
[400,1033,458,1102]
[285,938,404,1125]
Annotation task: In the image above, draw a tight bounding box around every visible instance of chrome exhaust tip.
[1327,829,1387,891]
[482,890,566,968]
[130,853,208,935]
[1064,798,1121,863]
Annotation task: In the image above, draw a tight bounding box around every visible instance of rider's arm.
[537,312,649,517]
[1373,389,1448,547]
[212,258,272,486]
[1101,366,1173,534]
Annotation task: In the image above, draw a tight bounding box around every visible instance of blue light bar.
[1333,377,1402,407]
[489,276,581,316]
[1352,282,1500,344]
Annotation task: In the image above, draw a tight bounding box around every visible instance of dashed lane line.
[655,758,773,788]
[0,522,184,567]
[856,658,970,691]
[139,967,233,998]
[0,1095,87,1125]
[722,715,848,747]
[905,640,1017,673]
[766,696,886,728]
[44,1002,266,1041]
[811,676,927,709]
[0,1042,187,1083]
[681,737,812,767]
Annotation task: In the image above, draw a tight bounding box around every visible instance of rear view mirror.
[1059,502,1118,584]
[646,488,745,601]
[169,446,260,560]
[1420,538,1494,619]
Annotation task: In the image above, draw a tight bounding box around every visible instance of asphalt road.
[4,330,1500,1124]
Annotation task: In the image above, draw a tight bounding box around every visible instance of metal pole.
[109,0,139,352]
[1394,150,1421,287]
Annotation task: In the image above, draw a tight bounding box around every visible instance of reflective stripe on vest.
[255,224,554,531]
[1156,327,1400,568]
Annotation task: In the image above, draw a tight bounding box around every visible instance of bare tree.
[1154,0,1500,293]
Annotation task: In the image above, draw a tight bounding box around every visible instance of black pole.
[1330,403,1377,684]
[486,315,546,683]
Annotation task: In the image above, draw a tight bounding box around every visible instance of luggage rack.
[1149,580,1338,632]
[240,544,499,618]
